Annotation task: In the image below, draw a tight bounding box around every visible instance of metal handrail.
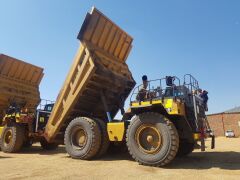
[183,74,200,93]
[130,76,181,102]
[130,74,200,103]
[37,99,55,110]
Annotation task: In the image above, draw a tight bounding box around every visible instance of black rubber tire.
[126,112,179,167]
[177,141,194,157]
[64,117,101,160]
[40,139,58,150]
[94,118,110,158]
[0,124,24,153]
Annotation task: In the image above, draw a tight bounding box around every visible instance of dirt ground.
[0,137,240,180]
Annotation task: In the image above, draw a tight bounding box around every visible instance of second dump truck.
[0,7,214,166]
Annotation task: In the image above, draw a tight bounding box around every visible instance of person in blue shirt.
[200,90,209,111]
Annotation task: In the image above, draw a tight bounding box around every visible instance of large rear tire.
[126,112,179,167]
[64,117,101,160]
[94,118,110,158]
[0,124,24,153]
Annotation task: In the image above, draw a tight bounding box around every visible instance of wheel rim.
[4,129,13,146]
[135,124,162,154]
[71,126,87,150]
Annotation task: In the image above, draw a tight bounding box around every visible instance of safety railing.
[37,99,55,111]
[184,74,200,93]
[130,76,181,102]
[130,74,201,103]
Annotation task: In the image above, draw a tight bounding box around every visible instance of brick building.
[207,107,240,137]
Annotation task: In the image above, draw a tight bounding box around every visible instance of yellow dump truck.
[0,7,214,166]
[0,7,135,154]
[0,54,57,152]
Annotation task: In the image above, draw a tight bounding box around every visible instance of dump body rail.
[0,54,43,120]
[44,7,135,142]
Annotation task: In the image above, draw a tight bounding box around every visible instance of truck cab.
[34,100,54,133]
[126,74,214,159]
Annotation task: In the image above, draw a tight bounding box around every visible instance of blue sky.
[0,0,240,115]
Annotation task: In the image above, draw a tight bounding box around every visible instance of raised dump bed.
[0,54,43,120]
[44,7,136,142]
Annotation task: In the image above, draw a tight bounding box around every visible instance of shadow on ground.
[2,145,240,170]
[167,151,240,170]
[18,146,66,155]
[0,156,12,159]
[99,151,240,170]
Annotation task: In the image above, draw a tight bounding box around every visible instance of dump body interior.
[0,54,43,120]
[45,8,136,142]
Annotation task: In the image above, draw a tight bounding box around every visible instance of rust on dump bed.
[44,7,135,142]
[0,54,43,120]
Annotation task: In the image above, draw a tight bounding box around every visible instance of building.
[207,107,240,137]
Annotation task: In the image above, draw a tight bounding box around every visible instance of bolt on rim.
[71,126,88,150]
[135,124,162,154]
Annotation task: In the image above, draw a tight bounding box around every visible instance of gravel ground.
[0,137,240,180]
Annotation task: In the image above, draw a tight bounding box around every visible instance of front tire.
[64,117,101,160]
[126,112,179,167]
[0,124,24,153]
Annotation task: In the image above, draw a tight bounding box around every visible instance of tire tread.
[126,112,179,167]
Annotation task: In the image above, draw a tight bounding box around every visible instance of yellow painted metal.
[165,99,173,108]
[135,124,162,154]
[193,133,200,140]
[131,98,185,116]
[170,101,185,116]
[44,7,135,142]
[107,122,125,141]
[0,54,43,120]
[78,7,133,62]
[3,112,33,124]
[0,126,4,137]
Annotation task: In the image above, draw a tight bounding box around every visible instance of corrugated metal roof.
[224,106,240,113]
[207,106,240,116]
